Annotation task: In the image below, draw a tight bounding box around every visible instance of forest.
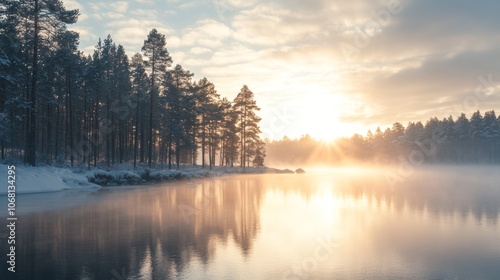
[0,1,266,169]
[266,110,500,166]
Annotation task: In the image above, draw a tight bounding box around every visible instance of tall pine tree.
[142,29,172,167]
[233,85,261,168]
[26,0,79,166]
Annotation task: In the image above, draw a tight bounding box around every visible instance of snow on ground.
[0,164,101,195]
[0,163,296,196]
[84,165,294,186]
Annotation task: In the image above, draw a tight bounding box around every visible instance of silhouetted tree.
[233,85,261,168]
[142,29,172,167]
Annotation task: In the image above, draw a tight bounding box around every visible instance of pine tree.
[0,1,24,160]
[112,44,132,164]
[470,110,483,163]
[25,0,79,166]
[481,110,498,163]
[130,53,149,168]
[52,30,80,166]
[453,113,470,162]
[1,6,271,169]
[142,29,172,167]
[89,40,104,167]
[193,77,220,168]
[252,138,266,167]
[233,85,261,168]
[163,64,194,169]
[220,98,238,167]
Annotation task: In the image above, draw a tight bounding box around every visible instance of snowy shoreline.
[86,165,295,186]
[0,164,295,196]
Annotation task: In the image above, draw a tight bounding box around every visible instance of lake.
[1,167,500,280]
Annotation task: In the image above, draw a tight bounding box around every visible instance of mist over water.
[2,166,500,280]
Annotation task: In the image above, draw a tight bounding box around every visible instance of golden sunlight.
[295,92,357,140]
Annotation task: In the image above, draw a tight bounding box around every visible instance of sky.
[62,0,500,141]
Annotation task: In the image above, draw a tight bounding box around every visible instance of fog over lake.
[1,166,500,280]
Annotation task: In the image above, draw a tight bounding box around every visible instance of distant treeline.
[0,1,265,169]
[266,110,500,165]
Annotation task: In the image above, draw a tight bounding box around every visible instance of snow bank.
[210,166,295,174]
[0,164,101,195]
[0,163,295,195]
[84,166,294,186]
[85,168,214,186]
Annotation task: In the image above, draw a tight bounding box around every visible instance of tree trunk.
[176,139,180,169]
[201,117,206,169]
[148,54,155,167]
[134,98,139,168]
[68,72,74,167]
[55,106,60,161]
[140,118,145,163]
[82,88,87,164]
[93,95,99,167]
[27,0,40,166]
[168,139,172,170]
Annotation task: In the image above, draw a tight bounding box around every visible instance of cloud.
[78,12,174,54]
[108,1,128,13]
[189,47,211,55]
[180,19,231,48]
[62,0,83,11]
[112,27,149,45]
[62,0,88,22]
[352,47,500,124]
[231,3,321,46]
[321,0,500,128]
[228,0,500,130]
[69,26,97,43]
[110,24,174,54]
[102,12,125,19]
[130,9,159,17]
[88,1,128,20]
[68,0,500,138]
[166,36,182,48]
[223,0,261,9]
[179,1,200,9]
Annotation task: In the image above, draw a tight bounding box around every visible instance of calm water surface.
[2,167,500,280]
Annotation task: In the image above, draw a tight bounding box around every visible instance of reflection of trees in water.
[255,170,500,225]
[10,177,264,280]
[333,168,500,224]
[7,170,499,279]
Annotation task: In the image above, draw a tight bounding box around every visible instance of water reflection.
[331,167,500,225]
[1,167,500,280]
[2,177,264,279]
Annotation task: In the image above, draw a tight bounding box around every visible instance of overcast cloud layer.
[63,0,500,139]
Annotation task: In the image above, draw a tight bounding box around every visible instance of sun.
[296,92,357,141]
[259,65,367,141]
